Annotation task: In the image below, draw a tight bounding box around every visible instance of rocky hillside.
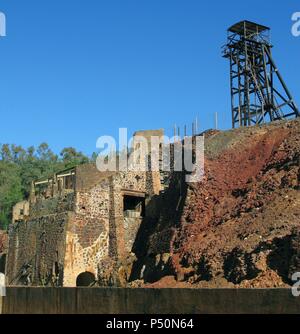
[131,118,300,288]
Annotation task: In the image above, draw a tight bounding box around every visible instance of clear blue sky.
[0,0,299,155]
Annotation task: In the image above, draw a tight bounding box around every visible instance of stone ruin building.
[5,130,166,287]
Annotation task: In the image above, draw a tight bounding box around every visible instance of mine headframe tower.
[223,20,299,128]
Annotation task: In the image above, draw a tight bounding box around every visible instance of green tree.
[0,161,23,229]
[0,142,92,230]
[60,147,89,168]
[37,143,58,162]
[0,144,12,162]
[11,144,26,163]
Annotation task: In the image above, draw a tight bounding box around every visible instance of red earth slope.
[138,119,300,288]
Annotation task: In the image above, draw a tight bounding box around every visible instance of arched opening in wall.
[76,272,96,287]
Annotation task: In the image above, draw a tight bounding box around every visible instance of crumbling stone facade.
[12,201,29,224]
[0,231,7,274]
[6,130,164,287]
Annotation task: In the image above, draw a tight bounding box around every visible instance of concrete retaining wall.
[1,287,300,314]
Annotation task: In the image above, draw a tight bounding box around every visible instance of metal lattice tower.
[223,20,299,128]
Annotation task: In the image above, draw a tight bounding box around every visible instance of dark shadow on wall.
[130,171,188,283]
[0,254,6,274]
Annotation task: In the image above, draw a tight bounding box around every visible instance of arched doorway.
[76,271,95,287]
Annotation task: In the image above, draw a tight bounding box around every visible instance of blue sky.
[0,0,299,155]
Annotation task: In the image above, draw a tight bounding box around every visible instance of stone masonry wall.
[63,176,111,286]
[6,161,163,287]
[30,193,74,219]
[6,213,69,286]
[108,171,161,258]
[63,169,162,286]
